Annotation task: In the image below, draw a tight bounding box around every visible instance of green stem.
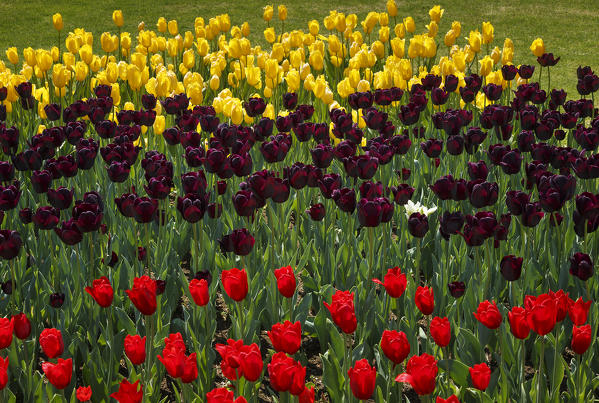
[368,227,375,284]
[551,328,560,401]
[536,337,545,403]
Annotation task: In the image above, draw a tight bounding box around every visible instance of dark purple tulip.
[537,53,560,67]
[420,139,443,158]
[444,75,459,93]
[47,187,74,210]
[0,161,14,182]
[1,281,12,295]
[293,122,315,142]
[570,252,593,281]
[521,202,544,227]
[115,192,137,217]
[219,228,255,256]
[501,65,518,81]
[333,141,357,161]
[106,161,130,183]
[363,108,387,130]
[177,193,209,223]
[19,208,32,224]
[431,176,458,201]
[243,97,266,117]
[355,155,379,180]
[0,182,20,211]
[311,144,334,169]
[439,211,465,240]
[357,198,384,227]
[467,161,488,181]
[55,155,78,178]
[518,65,535,79]
[506,191,530,215]
[431,87,449,105]
[390,184,414,205]
[306,203,325,221]
[0,230,22,260]
[207,202,223,219]
[359,181,383,199]
[446,135,464,155]
[49,292,65,308]
[44,103,61,121]
[132,197,158,223]
[468,180,499,208]
[271,177,290,203]
[54,219,83,245]
[284,163,308,190]
[216,180,227,196]
[181,171,207,195]
[31,170,52,193]
[332,187,356,213]
[145,176,172,199]
[142,94,157,110]
[499,150,522,175]
[184,146,205,168]
[72,202,103,232]
[482,84,502,101]
[232,190,258,217]
[448,281,465,298]
[398,103,420,125]
[283,92,298,110]
[76,140,98,170]
[408,212,429,238]
[230,153,253,177]
[163,127,181,146]
[500,255,523,281]
[319,174,341,199]
[138,247,147,261]
[253,117,274,141]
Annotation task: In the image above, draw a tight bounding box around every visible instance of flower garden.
[0,1,598,402]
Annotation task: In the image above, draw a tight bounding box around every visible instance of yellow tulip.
[426,21,438,38]
[90,55,102,72]
[482,22,494,44]
[264,27,276,44]
[428,5,444,23]
[394,23,405,39]
[451,21,462,37]
[183,49,195,69]
[5,47,18,65]
[61,51,74,67]
[308,20,319,36]
[112,10,124,27]
[504,37,514,50]
[501,47,513,66]
[209,74,220,91]
[36,50,53,72]
[423,37,437,58]
[452,50,466,72]
[335,14,346,33]
[53,13,63,31]
[101,32,117,53]
[379,12,389,27]
[444,30,457,47]
[121,33,131,52]
[65,35,79,54]
[379,26,390,43]
[23,47,36,66]
[468,30,482,53]
[371,41,384,59]
[278,5,288,21]
[530,38,545,57]
[127,64,142,90]
[241,22,250,37]
[309,50,323,71]
[403,17,415,33]
[52,63,68,88]
[263,5,274,22]
[156,17,167,33]
[74,61,88,81]
[390,37,405,58]
[168,20,178,36]
[153,115,165,135]
[479,56,493,77]
[490,46,501,64]
[386,0,398,17]
[138,21,145,32]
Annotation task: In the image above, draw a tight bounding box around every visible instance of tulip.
[12,313,30,340]
[380,330,410,366]
[40,328,64,358]
[408,212,429,238]
[448,281,466,298]
[473,300,502,329]
[571,325,592,355]
[470,363,491,391]
[126,276,157,316]
[216,339,263,381]
[500,255,523,281]
[268,352,306,395]
[124,335,146,365]
[54,219,83,245]
[396,353,438,395]
[568,297,591,325]
[508,307,530,339]
[221,268,248,301]
[177,193,209,223]
[372,267,407,298]
[85,276,114,307]
[348,359,376,400]
[306,203,325,221]
[267,321,302,355]
[207,387,247,403]
[110,379,143,403]
[219,229,255,256]
[430,316,451,347]
[42,358,72,389]
[49,292,66,308]
[415,286,435,315]
[189,279,209,307]
[274,266,296,298]
[76,386,92,402]
[525,293,556,335]
[0,318,13,349]
[324,290,357,334]
[570,252,594,281]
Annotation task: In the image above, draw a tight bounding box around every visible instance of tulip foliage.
[0,2,598,402]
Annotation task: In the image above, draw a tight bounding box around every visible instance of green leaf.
[438,359,470,387]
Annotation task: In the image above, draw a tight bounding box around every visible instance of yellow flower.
[35,49,53,72]
[112,10,124,27]
[263,5,274,22]
[501,47,513,65]
[183,49,195,69]
[101,32,118,53]
[157,17,167,33]
[52,63,69,88]
[138,21,145,32]
[530,38,545,57]
[153,115,165,135]
[308,20,319,36]
[309,50,323,71]
[5,47,18,65]
[61,50,74,67]
[278,5,288,21]
[403,16,415,33]
[379,26,390,43]
[390,37,404,58]
[127,64,142,91]
[451,21,461,37]
[167,20,178,36]
[426,21,438,37]
[241,22,250,37]
[394,23,405,39]
[444,30,457,47]
[53,13,63,31]
[386,0,398,17]
[78,44,93,65]
[468,30,482,53]
[264,27,276,44]
[482,22,494,44]
[286,69,300,91]
[74,61,88,81]
[479,55,493,77]
[429,5,444,23]
[209,74,220,91]
[490,46,501,64]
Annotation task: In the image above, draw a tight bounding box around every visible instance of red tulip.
[415,286,435,315]
[110,379,143,403]
[572,325,592,355]
[508,307,530,339]
[124,334,146,365]
[85,276,113,307]
[473,300,502,329]
[40,328,64,358]
[568,297,592,325]
[221,268,248,301]
[76,386,92,401]
[348,359,377,400]
[125,275,157,316]
[525,293,557,335]
[372,267,407,298]
[469,362,491,391]
[396,353,438,396]
[299,386,315,403]
[268,352,306,395]
[189,278,209,306]
[42,358,72,389]
[436,396,460,403]
[430,317,451,347]
[181,353,198,383]
[12,313,30,340]
[0,318,13,349]
[267,321,302,355]
[274,265,296,298]
[206,387,248,403]
[550,289,570,322]
[0,356,8,390]
[380,330,410,366]
[215,339,263,382]
[323,290,357,334]
[157,333,197,382]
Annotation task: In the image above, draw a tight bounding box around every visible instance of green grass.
[0,0,597,94]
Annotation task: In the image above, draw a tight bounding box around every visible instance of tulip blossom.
[396,353,438,395]
[348,359,377,400]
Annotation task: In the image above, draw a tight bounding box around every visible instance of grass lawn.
[0,0,597,94]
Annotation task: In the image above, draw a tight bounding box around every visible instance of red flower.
[221,268,248,301]
[568,297,592,325]
[76,386,92,402]
[415,286,434,315]
[268,352,306,395]
[0,318,13,349]
[12,313,31,340]
[40,328,64,358]
[181,353,198,383]
[508,307,530,340]
[110,379,143,403]
[550,289,570,322]
[469,363,491,391]
[473,300,502,329]
[85,276,113,307]
[189,278,209,306]
[430,317,451,347]
[0,357,8,390]
[299,386,315,403]
[206,387,248,403]
[572,325,592,355]
[267,321,302,354]
[396,353,438,396]
[274,265,296,298]
[157,333,197,382]
[124,334,146,365]
[380,330,410,366]
[436,396,460,403]
[525,293,556,335]
[125,275,157,316]
[215,339,263,382]
[42,358,72,389]
[372,267,407,298]
[348,359,377,400]
[323,290,357,334]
